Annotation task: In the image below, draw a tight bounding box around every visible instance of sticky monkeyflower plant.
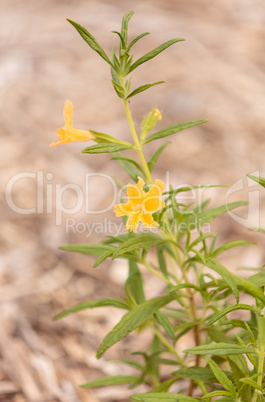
[52,11,265,402]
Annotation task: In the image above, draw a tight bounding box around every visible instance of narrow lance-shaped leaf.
[129,38,185,72]
[193,201,248,226]
[205,257,265,305]
[157,247,169,278]
[206,304,256,326]
[93,250,115,268]
[143,120,208,144]
[202,391,237,400]
[184,343,258,356]
[154,311,176,340]
[148,142,171,172]
[211,240,254,257]
[67,19,113,68]
[53,298,129,321]
[111,30,126,50]
[127,32,150,51]
[200,257,239,303]
[112,79,126,98]
[81,375,139,389]
[239,377,262,391]
[113,152,144,182]
[82,143,132,154]
[125,261,145,305]
[111,155,143,173]
[247,174,265,189]
[96,295,174,358]
[90,130,132,146]
[130,393,200,401]
[167,283,199,294]
[59,243,115,256]
[126,81,165,99]
[120,11,134,47]
[172,367,223,382]
[112,233,168,259]
[204,357,237,397]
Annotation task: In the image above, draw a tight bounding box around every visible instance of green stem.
[123,99,153,185]
[150,323,186,366]
[253,316,265,402]
[142,260,173,286]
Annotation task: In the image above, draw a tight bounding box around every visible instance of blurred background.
[1,0,265,400]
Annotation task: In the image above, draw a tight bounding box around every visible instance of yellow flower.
[154,108,162,121]
[50,100,95,146]
[114,177,165,232]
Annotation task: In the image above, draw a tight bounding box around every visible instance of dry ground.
[1,0,265,401]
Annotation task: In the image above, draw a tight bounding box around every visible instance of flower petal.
[114,203,133,217]
[143,180,165,212]
[141,213,159,228]
[127,178,145,206]
[68,128,95,142]
[126,213,140,232]
[63,99,74,128]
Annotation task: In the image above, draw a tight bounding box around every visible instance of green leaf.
[127,32,150,51]
[184,343,257,356]
[206,304,256,326]
[175,320,201,341]
[248,270,265,288]
[81,375,139,388]
[172,367,222,382]
[204,257,265,305]
[126,81,165,99]
[53,298,128,320]
[130,393,199,401]
[129,38,185,72]
[206,326,250,377]
[202,391,236,399]
[164,184,228,196]
[112,234,168,259]
[151,378,179,393]
[125,261,146,304]
[154,311,176,340]
[120,11,134,47]
[90,130,132,146]
[111,64,121,83]
[96,295,174,358]
[195,201,248,226]
[235,274,265,305]
[113,151,143,182]
[112,52,122,76]
[67,19,113,68]
[59,243,114,256]
[204,357,237,397]
[148,142,171,172]
[111,155,144,173]
[114,358,143,371]
[203,257,239,304]
[112,79,126,98]
[93,250,115,267]
[143,120,207,144]
[239,377,262,391]
[167,284,199,294]
[82,143,132,154]
[209,399,236,402]
[247,174,265,189]
[157,248,169,278]
[211,240,254,257]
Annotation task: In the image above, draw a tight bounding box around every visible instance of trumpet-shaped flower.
[114,177,165,232]
[50,100,95,146]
